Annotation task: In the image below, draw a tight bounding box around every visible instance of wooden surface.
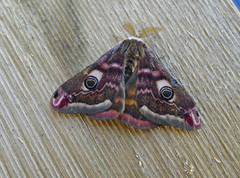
[0,0,239,177]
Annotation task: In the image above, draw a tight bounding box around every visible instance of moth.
[50,28,201,130]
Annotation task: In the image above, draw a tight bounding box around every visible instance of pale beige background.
[0,0,239,177]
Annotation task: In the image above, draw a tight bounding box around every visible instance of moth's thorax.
[121,37,146,58]
[121,37,147,76]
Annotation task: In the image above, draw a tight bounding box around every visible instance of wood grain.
[0,0,239,177]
